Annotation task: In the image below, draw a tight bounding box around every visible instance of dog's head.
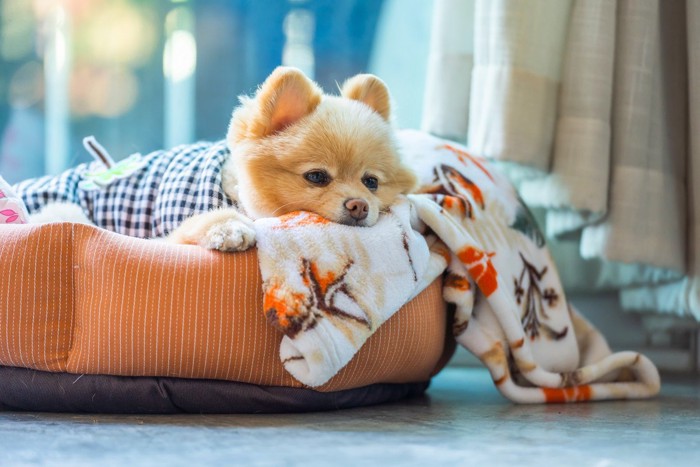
[224,67,417,226]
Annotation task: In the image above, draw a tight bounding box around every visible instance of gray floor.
[1,367,699,467]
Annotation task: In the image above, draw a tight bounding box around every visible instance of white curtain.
[422,0,700,320]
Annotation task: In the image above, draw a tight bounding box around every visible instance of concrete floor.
[1,367,698,467]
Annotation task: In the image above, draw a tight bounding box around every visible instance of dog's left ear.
[341,74,391,121]
[256,67,323,136]
[230,67,322,141]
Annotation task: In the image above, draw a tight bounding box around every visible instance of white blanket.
[255,130,661,403]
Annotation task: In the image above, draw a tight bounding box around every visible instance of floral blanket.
[256,130,661,403]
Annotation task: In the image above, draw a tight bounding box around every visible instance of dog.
[13,67,417,248]
[167,66,417,251]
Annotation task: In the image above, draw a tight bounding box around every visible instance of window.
[0,0,432,184]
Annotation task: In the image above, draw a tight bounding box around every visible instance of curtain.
[422,0,700,320]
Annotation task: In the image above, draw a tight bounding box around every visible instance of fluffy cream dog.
[167,67,417,251]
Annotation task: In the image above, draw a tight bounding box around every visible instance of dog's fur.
[167,67,417,251]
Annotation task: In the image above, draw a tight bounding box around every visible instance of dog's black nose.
[344,198,369,220]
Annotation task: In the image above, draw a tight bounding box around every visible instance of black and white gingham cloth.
[13,140,236,238]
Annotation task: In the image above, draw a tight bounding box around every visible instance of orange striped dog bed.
[0,223,450,404]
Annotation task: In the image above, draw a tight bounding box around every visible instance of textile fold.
[255,130,660,403]
[421,0,700,319]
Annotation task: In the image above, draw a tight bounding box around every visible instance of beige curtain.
[422,0,700,320]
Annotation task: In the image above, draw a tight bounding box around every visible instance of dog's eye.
[362,175,379,191]
[304,170,331,186]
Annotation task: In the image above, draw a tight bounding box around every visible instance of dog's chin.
[335,216,374,227]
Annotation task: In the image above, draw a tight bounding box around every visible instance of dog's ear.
[231,67,322,140]
[341,74,391,121]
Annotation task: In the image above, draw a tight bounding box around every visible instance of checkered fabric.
[13,140,236,238]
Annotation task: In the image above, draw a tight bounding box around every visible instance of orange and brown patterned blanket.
[255,130,661,403]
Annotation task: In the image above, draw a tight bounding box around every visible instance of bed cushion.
[0,223,450,406]
[0,366,431,414]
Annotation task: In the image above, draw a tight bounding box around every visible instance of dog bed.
[0,223,451,413]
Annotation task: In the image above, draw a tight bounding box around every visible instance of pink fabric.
[0,176,29,225]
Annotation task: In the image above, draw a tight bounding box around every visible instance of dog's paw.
[28,202,94,225]
[200,220,256,252]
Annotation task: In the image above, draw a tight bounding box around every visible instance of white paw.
[201,220,256,252]
[29,202,93,225]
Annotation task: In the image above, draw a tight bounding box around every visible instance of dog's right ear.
[229,67,322,141]
[341,74,391,122]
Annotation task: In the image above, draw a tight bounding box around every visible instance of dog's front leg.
[167,208,256,252]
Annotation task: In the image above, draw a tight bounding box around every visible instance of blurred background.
[0,0,431,183]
